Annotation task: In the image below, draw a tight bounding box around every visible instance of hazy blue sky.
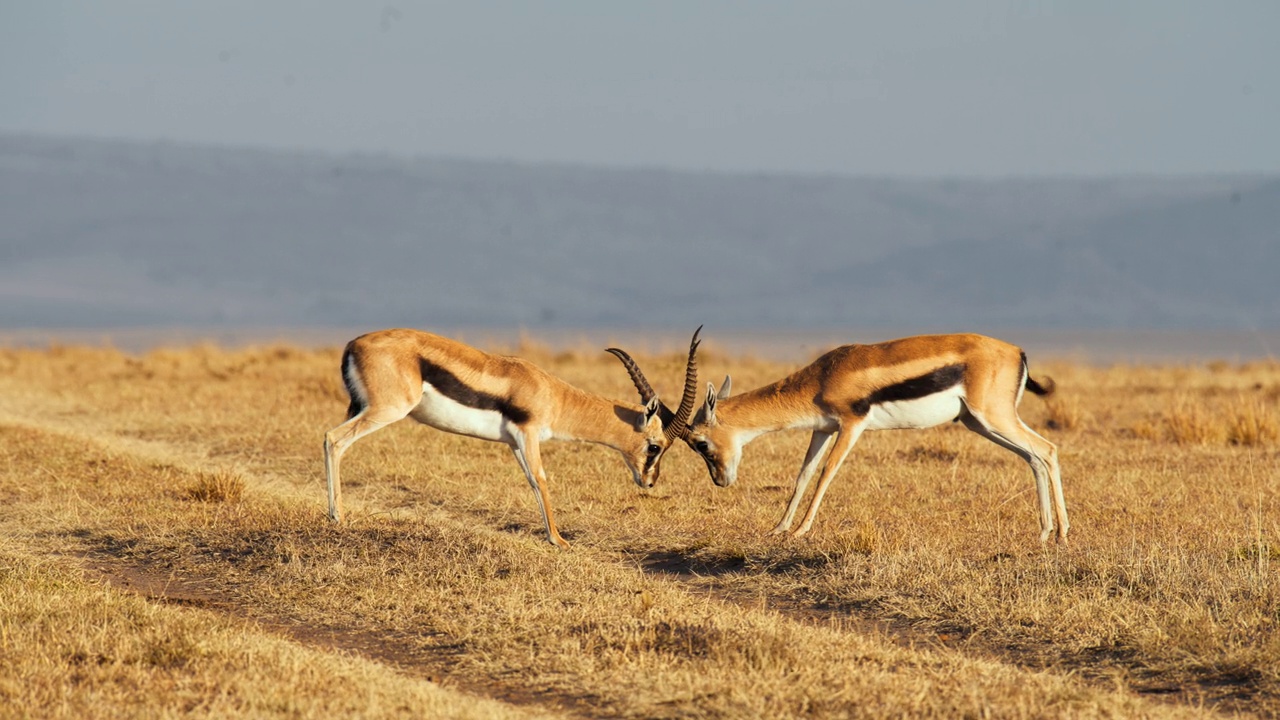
[2,2,1277,176]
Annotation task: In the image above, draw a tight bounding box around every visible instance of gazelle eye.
[695,441,710,454]
[647,444,661,456]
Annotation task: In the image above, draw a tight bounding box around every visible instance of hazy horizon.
[4,134,1276,337]
[8,128,1278,182]
[4,323,1280,365]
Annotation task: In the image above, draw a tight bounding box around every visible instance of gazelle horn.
[605,326,703,439]
[666,326,702,440]
[605,347,660,407]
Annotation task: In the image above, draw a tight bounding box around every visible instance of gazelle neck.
[719,379,833,441]
[547,380,643,451]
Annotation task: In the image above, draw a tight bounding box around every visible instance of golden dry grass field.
[1,336,1278,719]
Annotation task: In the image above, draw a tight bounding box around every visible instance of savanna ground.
[1,335,1277,719]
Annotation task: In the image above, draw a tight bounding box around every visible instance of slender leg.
[771,430,836,534]
[324,434,340,521]
[323,408,405,523]
[511,433,570,550]
[960,410,1060,543]
[1021,420,1068,542]
[791,420,869,538]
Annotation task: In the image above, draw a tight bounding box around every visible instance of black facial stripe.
[643,450,659,472]
[850,364,966,416]
[702,453,719,478]
[419,358,532,424]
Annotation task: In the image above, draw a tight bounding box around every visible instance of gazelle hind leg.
[323,407,408,522]
[772,430,836,534]
[959,408,1057,542]
[511,432,570,550]
[791,420,869,538]
[1020,419,1067,541]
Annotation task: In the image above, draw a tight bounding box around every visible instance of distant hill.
[809,179,1280,329]
[0,134,1273,331]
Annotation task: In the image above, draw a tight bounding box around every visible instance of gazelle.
[682,333,1068,543]
[324,327,701,549]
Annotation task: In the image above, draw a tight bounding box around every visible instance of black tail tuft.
[1021,351,1056,397]
[1026,374,1056,396]
[340,343,365,419]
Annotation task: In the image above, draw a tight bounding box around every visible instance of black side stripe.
[850,364,966,416]
[419,358,532,425]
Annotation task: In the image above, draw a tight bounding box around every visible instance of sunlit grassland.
[0,339,1277,718]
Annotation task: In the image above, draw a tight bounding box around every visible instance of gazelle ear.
[717,375,732,400]
[644,395,662,422]
[705,382,719,424]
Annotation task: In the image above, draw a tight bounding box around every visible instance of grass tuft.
[1129,395,1279,447]
[1129,418,1162,442]
[1043,395,1085,432]
[1226,396,1279,447]
[185,470,246,503]
[844,519,882,556]
[1165,397,1227,446]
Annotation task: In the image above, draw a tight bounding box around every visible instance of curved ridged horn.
[605,347,658,405]
[665,325,703,440]
[605,346,679,428]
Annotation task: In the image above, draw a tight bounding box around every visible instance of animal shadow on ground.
[631,546,836,579]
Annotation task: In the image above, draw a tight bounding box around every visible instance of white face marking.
[720,438,743,484]
[689,431,742,486]
[864,386,965,431]
[409,381,511,442]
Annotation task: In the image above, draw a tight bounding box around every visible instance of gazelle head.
[683,376,739,487]
[606,326,702,489]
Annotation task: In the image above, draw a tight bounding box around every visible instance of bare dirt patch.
[70,541,605,718]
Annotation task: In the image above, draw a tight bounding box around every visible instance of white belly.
[865,386,965,431]
[409,382,511,442]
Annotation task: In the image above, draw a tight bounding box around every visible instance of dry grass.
[1227,396,1280,447]
[185,469,247,503]
[0,540,548,720]
[1,340,1278,718]
[1166,395,1228,445]
[1127,390,1279,448]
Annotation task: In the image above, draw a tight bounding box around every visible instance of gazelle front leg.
[771,430,835,534]
[791,420,868,538]
[323,410,403,523]
[511,431,571,550]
